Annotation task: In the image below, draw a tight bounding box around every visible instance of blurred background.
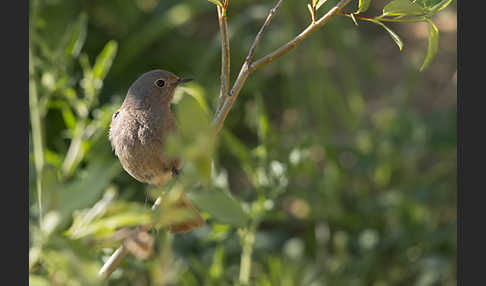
[29,0,457,285]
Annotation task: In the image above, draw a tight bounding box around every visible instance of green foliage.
[189,187,249,227]
[420,20,439,71]
[369,18,404,50]
[166,92,217,186]
[347,0,454,70]
[356,0,372,14]
[29,0,456,285]
[383,0,427,16]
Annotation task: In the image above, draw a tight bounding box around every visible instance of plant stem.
[239,221,258,285]
[61,121,86,178]
[217,6,231,112]
[98,245,129,280]
[249,0,352,72]
[29,0,44,227]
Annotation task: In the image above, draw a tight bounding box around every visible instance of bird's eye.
[154,79,165,88]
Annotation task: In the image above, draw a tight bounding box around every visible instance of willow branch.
[249,0,352,72]
[246,0,283,64]
[212,0,351,133]
[217,5,231,111]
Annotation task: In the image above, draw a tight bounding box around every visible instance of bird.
[109,69,205,234]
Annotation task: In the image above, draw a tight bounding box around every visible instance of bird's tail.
[169,193,205,234]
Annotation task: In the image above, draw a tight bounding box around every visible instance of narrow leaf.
[383,0,426,16]
[357,0,372,14]
[350,13,359,26]
[307,4,316,22]
[207,0,223,8]
[420,20,439,71]
[371,19,404,50]
[430,0,453,13]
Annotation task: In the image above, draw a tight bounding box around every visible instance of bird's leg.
[171,167,181,179]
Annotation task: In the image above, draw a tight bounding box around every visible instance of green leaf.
[56,140,122,230]
[65,13,87,58]
[166,94,216,185]
[420,20,439,71]
[176,93,211,137]
[92,40,118,80]
[67,202,152,240]
[429,0,453,13]
[370,19,404,50]
[29,275,51,286]
[207,0,223,8]
[414,0,452,11]
[356,0,372,14]
[383,0,426,16]
[189,188,249,227]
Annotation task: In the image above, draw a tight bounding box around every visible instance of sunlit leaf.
[414,0,452,12]
[207,0,223,8]
[420,20,439,71]
[166,94,217,185]
[429,0,453,13]
[383,0,426,16]
[356,0,372,14]
[176,93,211,137]
[189,188,249,227]
[92,40,118,80]
[307,4,315,22]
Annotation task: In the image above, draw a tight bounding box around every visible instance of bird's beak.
[176,78,194,85]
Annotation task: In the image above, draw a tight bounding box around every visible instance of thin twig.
[99,245,129,280]
[246,0,284,64]
[250,0,352,72]
[217,5,231,112]
[212,0,284,133]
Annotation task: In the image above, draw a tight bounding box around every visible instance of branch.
[250,0,352,72]
[246,0,284,64]
[212,0,352,133]
[98,245,129,280]
[217,5,231,111]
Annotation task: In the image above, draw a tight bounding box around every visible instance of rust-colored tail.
[169,193,205,234]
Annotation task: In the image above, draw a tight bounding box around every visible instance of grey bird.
[109,69,205,234]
